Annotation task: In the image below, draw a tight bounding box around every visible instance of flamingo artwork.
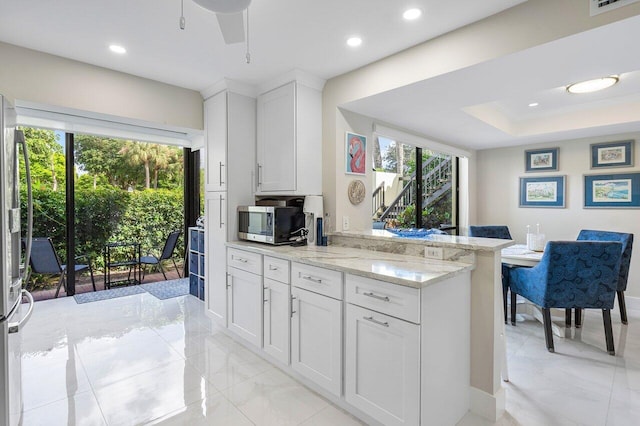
[348,133,366,174]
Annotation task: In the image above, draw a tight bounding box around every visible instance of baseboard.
[624,294,640,311]
[469,385,505,423]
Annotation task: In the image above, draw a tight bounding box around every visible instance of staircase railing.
[372,181,386,218]
[379,154,452,223]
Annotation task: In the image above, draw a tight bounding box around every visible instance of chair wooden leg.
[617,291,628,325]
[575,308,583,328]
[542,308,555,353]
[602,309,615,356]
[565,308,572,327]
[510,291,517,326]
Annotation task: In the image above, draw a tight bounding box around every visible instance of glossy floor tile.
[17,290,640,425]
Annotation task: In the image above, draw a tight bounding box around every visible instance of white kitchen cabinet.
[205,192,227,326]
[227,266,263,348]
[203,88,255,326]
[263,278,290,365]
[256,80,322,195]
[291,286,342,397]
[345,303,420,426]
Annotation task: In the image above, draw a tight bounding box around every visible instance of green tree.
[75,135,131,189]
[21,128,65,190]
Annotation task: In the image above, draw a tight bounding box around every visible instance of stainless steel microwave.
[238,206,304,245]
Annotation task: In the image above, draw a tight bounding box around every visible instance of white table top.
[501,244,543,267]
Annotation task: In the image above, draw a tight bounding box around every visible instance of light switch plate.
[425,246,444,260]
[342,215,350,231]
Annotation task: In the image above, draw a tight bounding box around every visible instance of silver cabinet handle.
[301,275,322,284]
[264,287,270,303]
[9,290,35,334]
[257,163,262,186]
[268,264,279,271]
[219,161,225,186]
[290,295,297,318]
[363,292,390,302]
[219,196,225,228]
[364,316,389,328]
[232,255,248,263]
[226,273,232,288]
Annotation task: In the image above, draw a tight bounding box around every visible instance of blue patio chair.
[509,241,622,355]
[574,230,633,326]
[29,237,96,298]
[469,225,513,324]
[140,230,182,281]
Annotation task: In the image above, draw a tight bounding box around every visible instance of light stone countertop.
[226,240,475,288]
[333,230,514,251]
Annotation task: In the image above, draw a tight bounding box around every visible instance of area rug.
[141,278,190,300]
[73,285,146,304]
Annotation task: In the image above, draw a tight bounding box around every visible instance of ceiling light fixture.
[109,44,126,54]
[346,36,362,47]
[566,76,619,94]
[528,102,539,107]
[403,8,422,20]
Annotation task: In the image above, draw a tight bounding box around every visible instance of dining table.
[501,244,567,338]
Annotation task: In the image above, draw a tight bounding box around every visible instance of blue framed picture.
[584,172,640,208]
[590,140,634,168]
[519,176,566,208]
[525,147,559,172]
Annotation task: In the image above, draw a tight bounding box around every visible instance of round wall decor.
[348,179,366,205]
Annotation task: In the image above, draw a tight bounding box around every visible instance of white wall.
[0,41,203,131]
[476,132,640,298]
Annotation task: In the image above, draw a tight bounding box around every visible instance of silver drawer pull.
[364,316,389,327]
[301,274,322,284]
[233,256,248,263]
[363,292,390,302]
[269,265,279,271]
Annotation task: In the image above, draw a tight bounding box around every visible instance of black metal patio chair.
[29,237,96,298]
[140,230,182,281]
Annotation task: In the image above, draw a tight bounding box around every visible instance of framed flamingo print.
[346,132,366,175]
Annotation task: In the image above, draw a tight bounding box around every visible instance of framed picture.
[584,172,640,208]
[519,176,566,208]
[345,132,366,175]
[525,147,559,172]
[590,140,634,168]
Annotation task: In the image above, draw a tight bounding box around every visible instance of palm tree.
[119,142,154,189]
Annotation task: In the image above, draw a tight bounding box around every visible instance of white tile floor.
[16,292,640,425]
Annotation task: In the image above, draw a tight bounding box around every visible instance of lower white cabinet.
[205,192,227,326]
[263,278,291,365]
[345,303,420,426]
[227,266,263,348]
[291,286,342,397]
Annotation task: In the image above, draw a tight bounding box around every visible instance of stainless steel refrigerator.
[1,94,34,426]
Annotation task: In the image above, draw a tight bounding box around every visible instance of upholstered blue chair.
[575,230,633,325]
[509,241,622,355]
[468,226,513,324]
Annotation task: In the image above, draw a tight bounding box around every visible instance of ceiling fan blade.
[216,12,245,44]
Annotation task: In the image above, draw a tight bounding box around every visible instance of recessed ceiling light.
[346,37,362,47]
[109,44,127,54]
[403,8,422,20]
[528,102,539,107]
[566,76,618,94]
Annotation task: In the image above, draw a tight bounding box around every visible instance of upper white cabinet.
[256,80,322,195]
[204,90,227,192]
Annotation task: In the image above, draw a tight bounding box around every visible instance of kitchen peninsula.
[212,230,512,425]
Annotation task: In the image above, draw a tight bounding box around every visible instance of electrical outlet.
[425,246,444,260]
[342,215,350,231]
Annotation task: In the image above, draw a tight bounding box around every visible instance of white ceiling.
[2,1,639,151]
[342,14,640,150]
[0,0,525,91]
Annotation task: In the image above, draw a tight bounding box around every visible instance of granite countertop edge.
[226,241,475,289]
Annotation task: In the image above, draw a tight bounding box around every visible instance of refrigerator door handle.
[16,129,33,276]
[8,290,34,334]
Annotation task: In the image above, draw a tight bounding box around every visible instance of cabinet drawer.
[264,256,290,284]
[227,248,262,275]
[346,274,420,324]
[291,262,343,300]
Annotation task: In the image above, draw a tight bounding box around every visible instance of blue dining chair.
[575,230,633,326]
[469,226,513,324]
[509,241,622,355]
